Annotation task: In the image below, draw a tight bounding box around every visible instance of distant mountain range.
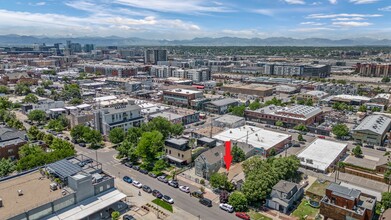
[1,35,391,46]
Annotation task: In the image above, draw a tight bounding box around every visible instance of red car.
[235,212,251,220]
[318,135,326,139]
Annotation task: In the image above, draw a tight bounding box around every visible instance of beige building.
[221,83,274,97]
[164,138,192,165]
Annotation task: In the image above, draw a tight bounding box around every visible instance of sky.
[0,0,390,39]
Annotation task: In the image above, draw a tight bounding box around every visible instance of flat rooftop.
[223,83,273,91]
[298,139,347,172]
[213,125,291,151]
[0,171,67,219]
[165,88,202,95]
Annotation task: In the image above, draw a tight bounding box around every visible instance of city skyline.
[0,0,391,40]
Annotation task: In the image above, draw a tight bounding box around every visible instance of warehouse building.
[221,83,274,97]
[352,115,391,146]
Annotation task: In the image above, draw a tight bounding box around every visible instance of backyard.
[291,200,319,219]
[248,210,272,220]
[306,179,330,200]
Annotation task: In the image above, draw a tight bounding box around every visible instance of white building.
[297,139,347,173]
[94,100,143,136]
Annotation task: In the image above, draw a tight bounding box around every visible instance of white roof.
[65,106,78,110]
[297,139,347,172]
[76,104,91,109]
[213,125,291,151]
[353,115,391,135]
[50,108,66,112]
[44,189,126,220]
[166,88,201,95]
[332,94,371,101]
[93,96,117,102]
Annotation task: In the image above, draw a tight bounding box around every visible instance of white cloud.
[114,0,233,14]
[379,6,391,12]
[291,27,334,32]
[329,0,337,4]
[300,21,324,25]
[332,17,365,21]
[332,21,372,27]
[283,0,306,4]
[349,0,378,4]
[28,2,46,6]
[307,13,382,19]
[253,9,275,16]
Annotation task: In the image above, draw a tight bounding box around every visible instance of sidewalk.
[115,179,197,220]
[176,175,219,202]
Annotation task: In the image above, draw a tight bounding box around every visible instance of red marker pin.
[224,141,233,172]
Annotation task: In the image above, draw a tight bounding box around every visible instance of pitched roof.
[209,98,238,107]
[353,115,391,135]
[197,144,225,165]
[327,183,360,200]
[273,180,298,194]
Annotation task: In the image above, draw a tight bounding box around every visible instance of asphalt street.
[75,145,238,220]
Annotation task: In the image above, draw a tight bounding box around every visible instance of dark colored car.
[123,214,136,220]
[142,185,152,193]
[235,212,251,220]
[132,166,140,171]
[148,172,157,178]
[199,198,212,207]
[377,147,387,151]
[152,189,163,199]
[191,191,204,199]
[84,158,93,164]
[168,180,179,188]
[78,161,86,167]
[157,175,168,183]
[123,176,133,183]
[79,143,86,147]
[139,169,148,174]
[364,145,374,149]
[64,137,70,141]
[124,162,133,168]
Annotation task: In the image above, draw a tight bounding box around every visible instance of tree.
[232,144,245,163]
[0,97,12,110]
[228,191,248,212]
[70,125,89,142]
[41,80,53,89]
[28,110,46,123]
[249,100,262,110]
[0,85,9,94]
[170,123,184,137]
[275,120,284,127]
[332,123,349,138]
[298,134,305,142]
[153,159,168,173]
[269,148,277,157]
[382,192,391,209]
[15,83,31,95]
[69,98,83,105]
[136,131,164,167]
[293,124,308,132]
[109,127,125,144]
[358,105,367,112]
[35,87,46,96]
[47,119,65,132]
[265,97,284,106]
[229,105,246,117]
[305,98,313,106]
[209,172,233,191]
[85,129,103,148]
[61,84,81,100]
[117,140,138,162]
[111,211,120,220]
[0,158,15,177]
[43,134,54,145]
[23,93,39,104]
[352,145,363,157]
[382,76,391,83]
[27,126,41,141]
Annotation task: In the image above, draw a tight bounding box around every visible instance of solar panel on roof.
[47,159,82,179]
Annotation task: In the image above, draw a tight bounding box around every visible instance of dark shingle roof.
[273,180,298,194]
[328,183,361,200]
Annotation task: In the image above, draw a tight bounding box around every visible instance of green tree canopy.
[0,158,15,177]
[136,131,164,168]
[352,145,363,157]
[358,105,367,112]
[28,110,46,123]
[249,100,262,110]
[41,80,53,89]
[27,125,41,141]
[275,120,284,127]
[0,85,9,94]
[153,159,168,173]
[84,129,103,148]
[382,192,391,209]
[293,124,308,132]
[15,83,31,95]
[23,93,39,104]
[229,105,246,117]
[35,87,46,96]
[232,144,245,163]
[332,123,349,138]
[69,98,83,105]
[209,172,234,191]
[228,191,248,212]
[109,127,125,144]
[382,76,391,83]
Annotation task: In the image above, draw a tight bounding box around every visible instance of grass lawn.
[248,210,272,220]
[292,200,319,219]
[152,199,173,213]
[306,180,329,197]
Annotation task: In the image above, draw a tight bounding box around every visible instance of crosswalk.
[102,160,120,166]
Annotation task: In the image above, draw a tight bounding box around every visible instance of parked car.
[123,214,136,220]
[279,127,286,131]
[199,198,212,207]
[191,191,204,198]
[265,125,271,128]
[152,189,163,199]
[79,143,86,147]
[78,161,86,167]
[84,158,93,164]
[377,147,387,151]
[64,137,70,141]
[163,195,174,204]
[157,175,168,183]
[139,169,148,174]
[179,185,190,193]
[132,181,142,188]
[317,135,326,139]
[307,133,315,137]
[148,172,157,178]
[287,129,295,133]
[142,185,152,193]
[124,162,133,168]
[364,145,374,149]
[123,176,133,183]
[132,166,140,171]
[219,203,234,213]
[235,212,251,220]
[168,180,179,188]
